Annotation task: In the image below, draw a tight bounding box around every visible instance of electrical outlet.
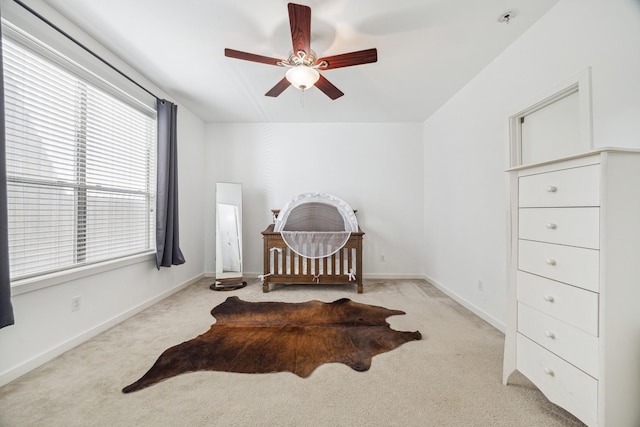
[477,280,484,291]
[71,295,81,311]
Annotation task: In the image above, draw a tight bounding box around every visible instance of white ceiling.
[42,0,559,123]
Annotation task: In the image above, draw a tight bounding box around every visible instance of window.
[508,68,593,167]
[2,24,156,281]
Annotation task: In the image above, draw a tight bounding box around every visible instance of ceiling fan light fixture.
[285,66,320,91]
[225,3,376,100]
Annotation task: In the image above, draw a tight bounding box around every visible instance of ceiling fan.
[224,2,377,100]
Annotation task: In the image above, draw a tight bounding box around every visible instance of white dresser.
[502,149,640,426]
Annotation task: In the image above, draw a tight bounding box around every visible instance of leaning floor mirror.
[211,182,246,291]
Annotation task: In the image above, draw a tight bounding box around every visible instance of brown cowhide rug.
[122,296,421,393]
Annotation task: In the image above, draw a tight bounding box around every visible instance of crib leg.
[263,281,270,293]
[357,283,363,294]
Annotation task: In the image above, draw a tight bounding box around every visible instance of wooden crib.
[261,222,364,293]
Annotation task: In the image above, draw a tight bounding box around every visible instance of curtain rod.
[11,0,161,101]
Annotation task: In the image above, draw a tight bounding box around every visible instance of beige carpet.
[0,278,585,427]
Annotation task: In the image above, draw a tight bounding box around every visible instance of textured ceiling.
[42,0,559,123]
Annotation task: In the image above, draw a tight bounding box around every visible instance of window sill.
[10,252,156,296]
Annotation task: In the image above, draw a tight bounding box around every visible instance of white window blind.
[2,26,157,281]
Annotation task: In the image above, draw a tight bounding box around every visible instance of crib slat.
[273,249,279,275]
[292,250,296,275]
[296,252,301,275]
[294,250,298,275]
[343,249,347,275]
[289,248,294,275]
[284,248,290,275]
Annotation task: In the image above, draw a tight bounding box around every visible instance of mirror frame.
[212,182,246,290]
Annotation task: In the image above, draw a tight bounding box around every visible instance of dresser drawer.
[518,303,598,377]
[518,240,599,292]
[517,271,598,335]
[519,165,600,208]
[517,334,597,427]
[519,207,599,249]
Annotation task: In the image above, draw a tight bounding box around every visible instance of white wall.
[0,1,207,385]
[204,122,424,279]
[422,0,640,331]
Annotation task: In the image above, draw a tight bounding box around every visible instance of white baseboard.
[363,273,427,280]
[0,273,204,387]
[241,272,427,281]
[422,274,506,333]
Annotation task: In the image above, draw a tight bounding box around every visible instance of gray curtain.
[0,11,15,329]
[155,99,185,268]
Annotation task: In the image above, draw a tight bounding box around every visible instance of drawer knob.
[546,223,557,229]
[547,185,558,193]
[546,258,557,266]
[545,330,556,339]
[543,295,555,302]
[544,368,555,377]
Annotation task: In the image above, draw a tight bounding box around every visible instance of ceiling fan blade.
[315,75,344,100]
[288,3,311,56]
[317,48,378,70]
[265,77,291,97]
[225,48,282,66]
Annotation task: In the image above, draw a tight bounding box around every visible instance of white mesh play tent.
[274,192,358,258]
